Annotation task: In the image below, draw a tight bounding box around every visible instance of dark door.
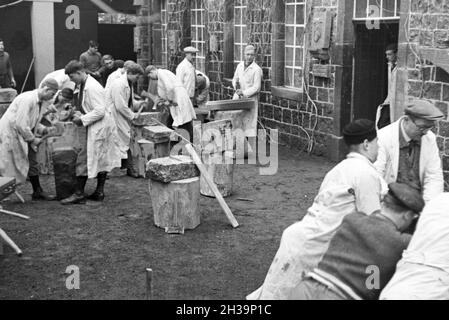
[353,22,399,121]
[97,24,137,62]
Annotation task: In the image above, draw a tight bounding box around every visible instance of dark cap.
[60,88,74,100]
[387,182,425,213]
[343,119,377,145]
[405,99,444,121]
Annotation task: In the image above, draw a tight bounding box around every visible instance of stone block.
[142,125,173,143]
[0,88,17,103]
[147,155,200,183]
[131,112,162,126]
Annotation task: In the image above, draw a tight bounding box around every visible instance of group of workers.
[0,41,263,206]
[2,37,447,300]
[247,98,449,300]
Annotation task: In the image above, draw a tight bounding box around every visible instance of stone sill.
[271,86,303,102]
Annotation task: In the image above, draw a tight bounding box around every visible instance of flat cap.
[144,65,157,76]
[342,119,377,145]
[405,99,444,121]
[183,46,199,53]
[388,182,425,213]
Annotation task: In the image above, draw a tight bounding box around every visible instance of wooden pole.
[0,228,22,256]
[185,144,239,228]
[0,207,30,220]
[14,191,25,204]
[146,268,153,300]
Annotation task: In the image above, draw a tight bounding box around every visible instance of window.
[161,0,168,67]
[234,0,248,66]
[284,0,306,89]
[191,0,207,73]
[353,0,401,20]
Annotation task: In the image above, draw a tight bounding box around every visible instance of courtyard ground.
[0,147,334,300]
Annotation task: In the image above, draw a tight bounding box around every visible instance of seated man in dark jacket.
[290,182,424,300]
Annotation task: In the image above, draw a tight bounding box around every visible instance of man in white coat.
[105,60,133,90]
[176,46,198,104]
[247,119,387,300]
[0,78,59,199]
[61,60,121,205]
[145,66,196,142]
[380,193,449,300]
[39,69,75,91]
[374,99,444,204]
[106,62,144,169]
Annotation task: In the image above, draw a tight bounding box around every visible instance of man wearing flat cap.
[375,99,444,204]
[176,46,199,104]
[247,119,387,300]
[290,182,423,300]
[0,78,59,200]
[381,192,449,300]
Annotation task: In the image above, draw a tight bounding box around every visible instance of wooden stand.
[149,177,201,232]
[200,152,234,198]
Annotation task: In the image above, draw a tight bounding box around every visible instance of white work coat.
[375,64,397,129]
[105,68,124,90]
[226,61,263,137]
[78,75,121,178]
[176,58,196,98]
[195,70,210,109]
[39,69,75,90]
[374,117,444,203]
[156,69,196,127]
[380,193,449,300]
[247,153,387,300]
[0,90,47,183]
[106,74,136,159]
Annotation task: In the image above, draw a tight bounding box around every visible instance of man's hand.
[11,79,16,88]
[30,137,43,151]
[236,89,243,97]
[43,126,58,136]
[72,113,83,126]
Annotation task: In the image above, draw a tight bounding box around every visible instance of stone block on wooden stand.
[149,177,201,231]
[131,112,162,127]
[200,151,234,198]
[146,155,200,183]
[0,177,16,202]
[196,119,233,155]
[142,125,173,143]
[0,88,17,103]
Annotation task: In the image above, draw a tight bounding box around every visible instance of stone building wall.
[399,0,449,187]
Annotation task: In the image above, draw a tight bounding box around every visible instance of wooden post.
[146,268,153,300]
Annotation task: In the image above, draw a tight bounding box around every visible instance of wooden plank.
[0,228,22,256]
[185,144,239,228]
[204,98,257,112]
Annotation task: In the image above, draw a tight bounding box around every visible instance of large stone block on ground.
[147,155,200,183]
[0,88,17,103]
[131,112,162,127]
[142,125,173,143]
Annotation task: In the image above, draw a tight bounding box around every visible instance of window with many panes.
[191,0,207,73]
[284,0,306,89]
[160,0,168,67]
[234,0,247,67]
[353,0,401,20]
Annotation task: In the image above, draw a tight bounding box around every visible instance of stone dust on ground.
[0,147,334,300]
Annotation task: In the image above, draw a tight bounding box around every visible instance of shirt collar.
[399,118,412,147]
[346,152,373,166]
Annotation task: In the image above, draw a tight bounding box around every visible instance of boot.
[29,176,56,201]
[61,176,88,205]
[87,172,107,201]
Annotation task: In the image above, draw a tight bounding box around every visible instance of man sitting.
[247,119,387,300]
[290,182,424,300]
[380,193,449,300]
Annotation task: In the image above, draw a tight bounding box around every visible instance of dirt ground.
[0,146,334,300]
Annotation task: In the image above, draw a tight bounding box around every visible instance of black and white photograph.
[1,0,449,305]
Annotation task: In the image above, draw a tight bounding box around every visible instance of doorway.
[352,22,399,121]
